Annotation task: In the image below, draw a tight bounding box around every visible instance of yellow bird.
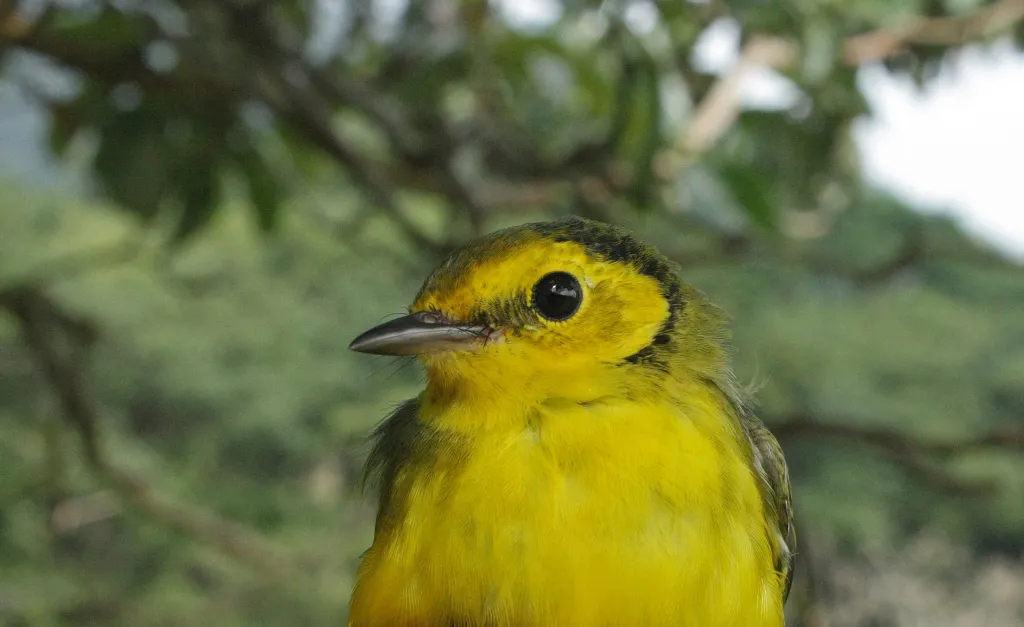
[347,217,795,626]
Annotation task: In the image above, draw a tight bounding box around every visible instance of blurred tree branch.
[773,414,1024,496]
[5,0,1024,244]
[843,0,1024,64]
[671,0,1024,163]
[677,0,1024,159]
[0,1,29,39]
[0,284,292,574]
[680,36,798,156]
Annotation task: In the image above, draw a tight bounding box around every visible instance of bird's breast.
[349,399,783,627]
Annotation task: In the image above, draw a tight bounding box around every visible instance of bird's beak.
[349,311,487,356]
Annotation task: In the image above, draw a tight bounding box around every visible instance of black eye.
[532,272,583,321]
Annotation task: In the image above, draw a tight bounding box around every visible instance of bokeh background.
[2,1,1024,625]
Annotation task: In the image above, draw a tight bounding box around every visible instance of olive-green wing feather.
[704,377,797,602]
[742,414,797,602]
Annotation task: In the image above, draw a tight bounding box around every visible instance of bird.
[346,216,795,627]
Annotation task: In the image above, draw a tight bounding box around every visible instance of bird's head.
[350,217,731,405]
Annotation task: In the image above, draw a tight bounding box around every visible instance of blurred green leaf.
[232,147,283,232]
[717,161,779,230]
[93,109,171,221]
[49,8,148,55]
[173,161,221,243]
[620,53,662,209]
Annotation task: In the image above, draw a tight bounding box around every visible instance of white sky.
[856,45,1024,259]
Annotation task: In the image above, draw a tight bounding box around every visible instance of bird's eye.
[532,272,583,321]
